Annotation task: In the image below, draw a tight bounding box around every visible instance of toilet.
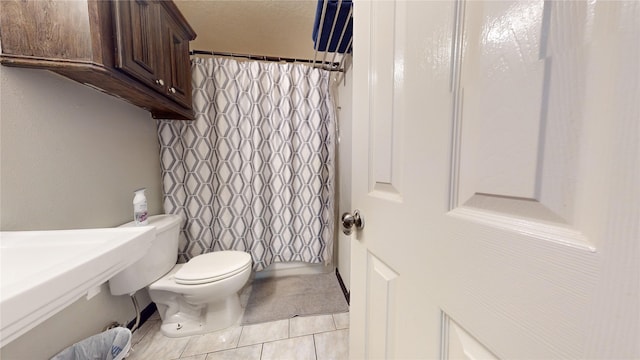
[109,214,252,337]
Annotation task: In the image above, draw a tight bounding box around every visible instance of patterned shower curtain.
[157,57,335,271]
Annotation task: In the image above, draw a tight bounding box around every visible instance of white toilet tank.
[109,214,182,296]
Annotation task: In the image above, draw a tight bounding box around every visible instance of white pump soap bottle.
[133,188,149,225]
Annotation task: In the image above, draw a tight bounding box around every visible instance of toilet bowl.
[109,214,252,337]
[149,251,251,337]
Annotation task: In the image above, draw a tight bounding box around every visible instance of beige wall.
[174,1,318,60]
[0,66,162,358]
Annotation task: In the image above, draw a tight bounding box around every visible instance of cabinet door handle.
[169,87,177,94]
[155,79,165,86]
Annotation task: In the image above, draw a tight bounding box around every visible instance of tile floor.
[127,311,349,359]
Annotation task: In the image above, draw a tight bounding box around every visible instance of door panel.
[351,0,639,358]
[369,0,402,196]
[161,9,192,108]
[457,1,546,202]
[351,1,456,358]
[442,313,499,360]
[113,0,163,91]
[365,254,398,359]
[455,1,592,248]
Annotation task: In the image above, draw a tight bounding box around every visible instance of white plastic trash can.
[50,327,132,360]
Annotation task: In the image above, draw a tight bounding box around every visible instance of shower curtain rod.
[189,50,342,71]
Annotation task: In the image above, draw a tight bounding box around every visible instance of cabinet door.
[113,0,166,93]
[160,10,192,109]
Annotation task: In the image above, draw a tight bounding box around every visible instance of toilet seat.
[174,251,252,285]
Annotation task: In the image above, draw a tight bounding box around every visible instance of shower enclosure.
[157,57,336,272]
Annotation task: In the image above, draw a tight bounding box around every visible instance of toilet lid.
[174,251,252,285]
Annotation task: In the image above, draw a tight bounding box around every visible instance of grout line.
[133,320,158,348]
[177,334,193,359]
[312,333,319,360]
[233,325,243,348]
[201,344,263,359]
[261,330,340,344]
[237,324,246,346]
[259,333,314,345]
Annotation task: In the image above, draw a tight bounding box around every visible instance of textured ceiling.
[174,0,320,60]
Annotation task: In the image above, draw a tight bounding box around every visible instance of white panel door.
[349,1,639,358]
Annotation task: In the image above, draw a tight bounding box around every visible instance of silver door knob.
[156,79,165,86]
[169,87,177,94]
[341,210,364,235]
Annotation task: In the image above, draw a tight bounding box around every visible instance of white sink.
[0,226,155,347]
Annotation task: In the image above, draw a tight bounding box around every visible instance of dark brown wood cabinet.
[160,7,193,108]
[0,0,196,120]
[113,0,163,92]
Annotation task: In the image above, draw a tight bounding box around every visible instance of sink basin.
[0,226,155,347]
